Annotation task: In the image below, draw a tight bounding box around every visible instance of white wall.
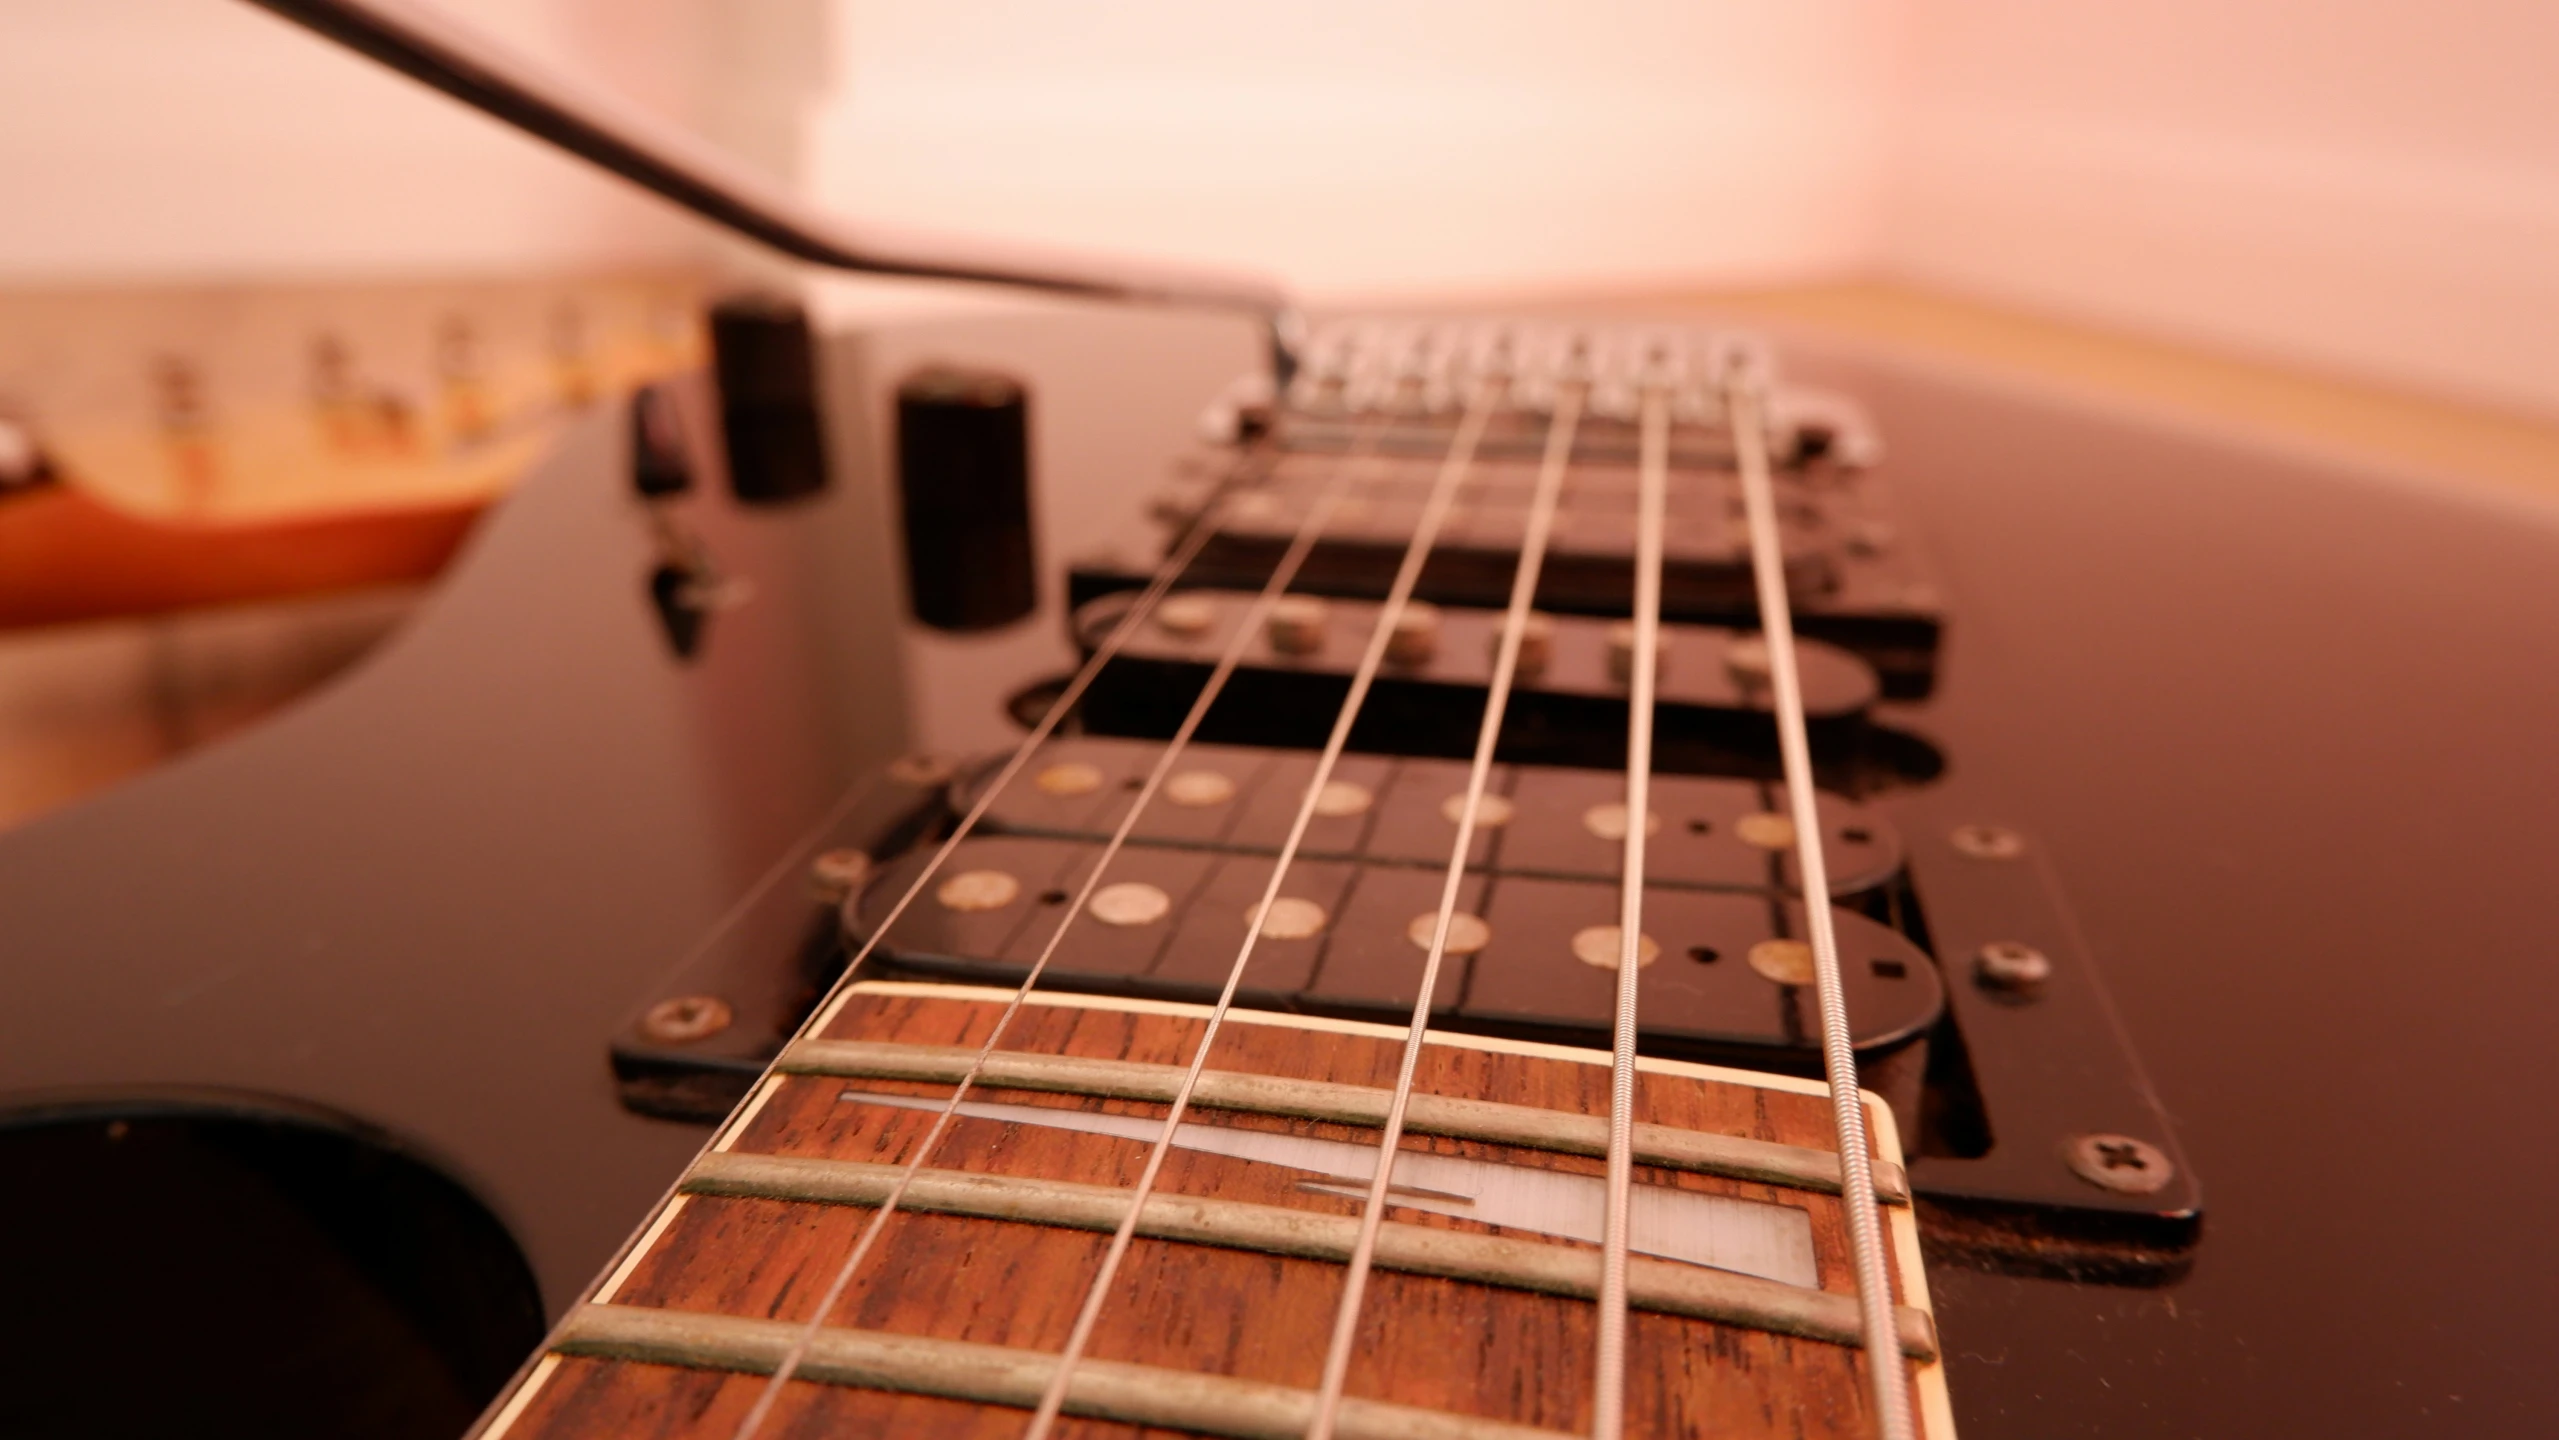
[0,0,726,280]
[1885,0,2559,416]
[3,1,2552,417]
[806,0,1907,302]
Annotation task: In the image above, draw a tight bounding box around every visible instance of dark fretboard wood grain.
[486,982,1953,1439]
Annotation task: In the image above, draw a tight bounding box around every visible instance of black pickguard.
[4,310,2554,1437]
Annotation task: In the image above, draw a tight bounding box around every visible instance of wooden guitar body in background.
[2,305,2554,1436]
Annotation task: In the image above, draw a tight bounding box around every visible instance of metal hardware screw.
[1246,897,1329,940]
[936,869,1020,912]
[641,995,732,1045]
[1440,792,1515,828]
[1164,770,1237,807]
[1724,636,1773,684]
[1490,610,1557,678]
[1035,761,1105,797]
[1949,823,2026,860]
[809,848,872,904]
[1605,620,1668,685]
[1088,882,1172,927]
[1734,812,1797,851]
[1154,594,1216,638]
[2063,1133,2175,1195]
[1572,925,1660,971]
[1406,911,1492,956]
[1582,802,1663,841]
[1974,940,2053,993]
[888,752,956,788]
[1267,595,1330,655]
[1311,780,1373,818]
[1748,939,1816,986]
[1386,601,1441,666]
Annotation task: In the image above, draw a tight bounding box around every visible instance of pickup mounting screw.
[1311,780,1373,818]
[889,753,956,788]
[1155,594,1216,638]
[1492,610,1556,679]
[1267,595,1330,655]
[1748,939,1816,985]
[1036,761,1106,797]
[809,848,872,904]
[937,869,1020,912]
[1441,792,1515,828]
[1165,770,1237,807]
[1974,940,2052,993]
[641,995,732,1045]
[1386,601,1442,666]
[1605,620,1669,684]
[1724,636,1772,684]
[2064,1133,2175,1195]
[1734,812,1797,851]
[1949,823,2025,860]
[1406,910,1492,956]
[1089,882,1172,928]
[1246,896,1329,940]
[1572,925,1661,971]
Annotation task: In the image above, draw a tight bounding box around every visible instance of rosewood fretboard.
[483,982,1954,1438]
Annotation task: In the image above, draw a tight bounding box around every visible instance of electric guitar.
[4,3,2553,1438]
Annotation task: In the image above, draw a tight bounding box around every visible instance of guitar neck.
[485,982,1954,1438]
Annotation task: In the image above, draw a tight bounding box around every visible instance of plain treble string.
[1589,360,1675,1439]
[1021,352,1505,1440]
[491,455,1239,1440]
[1727,366,1915,1440]
[722,440,1350,1440]
[1299,344,1587,1440]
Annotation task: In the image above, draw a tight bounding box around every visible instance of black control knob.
[709,294,829,504]
[895,366,1036,632]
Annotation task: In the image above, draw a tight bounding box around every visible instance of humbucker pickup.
[1070,587,1883,774]
[960,736,1908,899]
[1070,415,1945,696]
[841,832,1945,1124]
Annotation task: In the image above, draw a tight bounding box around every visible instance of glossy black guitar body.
[3,308,2554,1438]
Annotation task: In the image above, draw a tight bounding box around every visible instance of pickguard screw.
[1974,940,2052,993]
[2063,1133,2175,1195]
[641,995,732,1045]
[1949,823,2025,860]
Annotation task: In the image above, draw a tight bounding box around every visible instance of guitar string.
[1019,363,1504,1440]
[1294,359,1587,1440]
[1588,368,1674,1439]
[442,400,1250,1440]
[725,435,1376,1440]
[1727,371,1914,1440]
[723,436,1376,1440]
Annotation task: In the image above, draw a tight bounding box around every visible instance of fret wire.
[1301,376,1584,1440]
[1590,380,1671,1439]
[471,460,1240,1440]
[727,440,1372,1440]
[1022,374,1506,1440]
[1728,376,1915,1440]
[718,464,1269,1440]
